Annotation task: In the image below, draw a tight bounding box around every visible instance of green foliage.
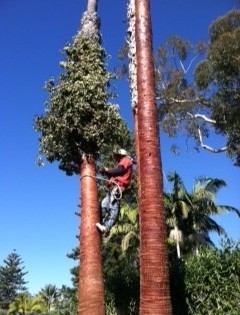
[209,10,240,42]
[35,34,129,175]
[155,35,206,139]
[164,172,239,258]
[8,292,32,314]
[154,10,240,165]
[165,36,192,61]
[103,203,139,314]
[7,285,77,315]
[38,285,60,312]
[196,10,240,164]
[194,60,212,90]
[0,251,28,310]
[185,239,240,315]
[168,253,188,315]
[56,285,77,315]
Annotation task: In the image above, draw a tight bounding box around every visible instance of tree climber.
[96,148,133,234]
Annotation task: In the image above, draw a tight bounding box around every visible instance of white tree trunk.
[87,0,97,13]
[76,0,100,43]
[127,0,138,110]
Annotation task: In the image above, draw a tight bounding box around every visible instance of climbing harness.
[80,174,123,226]
[80,175,123,200]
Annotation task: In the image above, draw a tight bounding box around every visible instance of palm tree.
[165,172,240,256]
[8,293,32,315]
[38,284,60,312]
[187,176,239,254]
[135,0,172,313]
[35,0,129,314]
[74,3,104,314]
[57,285,78,315]
[8,293,49,315]
[164,172,191,258]
[108,204,139,254]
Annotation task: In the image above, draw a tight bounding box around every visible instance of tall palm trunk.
[78,156,105,315]
[135,0,172,314]
[77,1,105,314]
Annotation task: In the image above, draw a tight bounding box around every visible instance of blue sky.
[0,0,239,295]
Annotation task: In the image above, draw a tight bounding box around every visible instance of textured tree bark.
[78,156,105,315]
[135,0,172,314]
[78,0,99,43]
[127,0,141,199]
[87,0,97,13]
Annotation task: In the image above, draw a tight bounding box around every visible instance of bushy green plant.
[184,239,240,315]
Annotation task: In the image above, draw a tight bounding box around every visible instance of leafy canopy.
[155,10,240,165]
[35,34,129,175]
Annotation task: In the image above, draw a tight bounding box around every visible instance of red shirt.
[109,156,133,190]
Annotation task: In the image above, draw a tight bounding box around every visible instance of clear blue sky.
[0,0,239,295]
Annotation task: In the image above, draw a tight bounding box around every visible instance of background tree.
[8,293,32,315]
[185,239,240,315]
[0,251,28,310]
[35,0,129,314]
[155,10,240,165]
[103,203,139,315]
[38,284,60,312]
[56,285,78,315]
[165,173,240,257]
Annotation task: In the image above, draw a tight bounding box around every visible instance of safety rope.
[80,174,123,200]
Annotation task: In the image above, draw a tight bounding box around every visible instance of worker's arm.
[102,165,127,176]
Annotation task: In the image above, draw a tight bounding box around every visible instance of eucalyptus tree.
[35,1,129,314]
[155,10,240,165]
[134,0,172,313]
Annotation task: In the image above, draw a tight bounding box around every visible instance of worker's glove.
[100,167,109,175]
[99,167,106,175]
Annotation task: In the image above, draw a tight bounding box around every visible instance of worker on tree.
[96,148,133,234]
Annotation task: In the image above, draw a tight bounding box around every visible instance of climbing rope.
[80,174,123,200]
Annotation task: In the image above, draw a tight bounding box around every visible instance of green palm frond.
[106,204,139,244]
[193,177,226,194]
[121,231,138,252]
[199,216,226,235]
[204,178,226,193]
[187,232,214,247]
[8,293,32,315]
[168,171,188,197]
[179,200,190,218]
[217,205,240,217]
[193,187,215,202]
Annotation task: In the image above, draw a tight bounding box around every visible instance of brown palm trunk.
[78,156,105,315]
[135,0,172,314]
